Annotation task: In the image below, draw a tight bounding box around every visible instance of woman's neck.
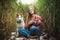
[29,14,35,17]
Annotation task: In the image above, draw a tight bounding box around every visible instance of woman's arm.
[25,19,34,29]
[41,22,46,32]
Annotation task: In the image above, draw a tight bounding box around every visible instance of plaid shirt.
[33,15,42,28]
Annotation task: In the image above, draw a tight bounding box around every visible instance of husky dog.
[16,13,25,37]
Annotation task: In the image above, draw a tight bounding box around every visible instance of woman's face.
[29,7,34,15]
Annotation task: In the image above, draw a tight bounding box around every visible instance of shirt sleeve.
[38,16,43,21]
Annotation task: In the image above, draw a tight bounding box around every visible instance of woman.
[25,6,44,36]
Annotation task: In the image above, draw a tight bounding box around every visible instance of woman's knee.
[30,26,37,30]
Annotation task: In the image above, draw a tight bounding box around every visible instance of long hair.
[25,6,37,28]
[27,6,36,20]
[28,6,36,14]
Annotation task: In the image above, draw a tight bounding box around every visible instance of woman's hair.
[26,6,37,22]
[27,6,36,14]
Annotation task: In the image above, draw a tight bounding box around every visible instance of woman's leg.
[30,25,42,36]
[18,28,30,37]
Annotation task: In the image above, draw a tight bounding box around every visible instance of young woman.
[25,6,43,36]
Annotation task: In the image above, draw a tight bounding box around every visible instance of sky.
[17,0,37,5]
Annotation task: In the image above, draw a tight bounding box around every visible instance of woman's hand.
[25,20,34,29]
[28,20,34,25]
